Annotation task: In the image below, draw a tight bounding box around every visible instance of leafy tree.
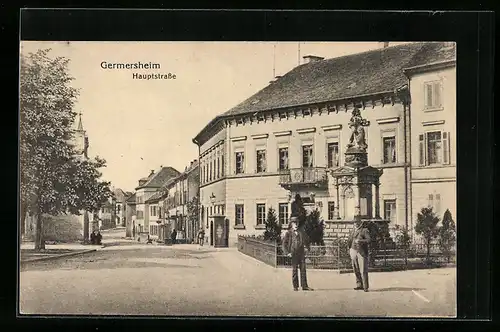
[394,224,412,249]
[415,207,440,264]
[263,207,282,243]
[438,209,456,263]
[20,48,111,250]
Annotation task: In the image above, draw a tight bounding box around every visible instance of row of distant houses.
[119,42,456,248]
[122,161,200,243]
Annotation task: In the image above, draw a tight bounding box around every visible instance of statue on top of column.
[346,108,370,151]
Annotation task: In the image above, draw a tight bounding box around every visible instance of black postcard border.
[11,8,495,331]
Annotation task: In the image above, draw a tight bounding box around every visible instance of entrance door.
[210,220,214,246]
[225,218,229,247]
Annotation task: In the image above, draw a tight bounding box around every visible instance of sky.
[20,41,410,192]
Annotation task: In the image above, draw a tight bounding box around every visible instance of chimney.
[302,55,324,64]
[150,170,155,175]
[379,42,390,49]
[269,75,282,84]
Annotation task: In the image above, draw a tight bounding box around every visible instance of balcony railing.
[278,167,328,188]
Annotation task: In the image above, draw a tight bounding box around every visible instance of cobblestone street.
[20,241,456,317]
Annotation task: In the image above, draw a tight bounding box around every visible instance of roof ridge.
[318,42,426,63]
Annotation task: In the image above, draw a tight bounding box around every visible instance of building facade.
[161,160,200,243]
[125,193,137,238]
[134,167,180,239]
[405,53,457,232]
[193,42,456,246]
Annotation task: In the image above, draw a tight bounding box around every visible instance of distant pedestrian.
[347,217,371,292]
[171,229,177,245]
[197,229,205,249]
[90,231,96,245]
[282,221,313,291]
[96,231,102,245]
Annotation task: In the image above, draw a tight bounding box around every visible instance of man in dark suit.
[290,194,306,227]
[347,218,371,292]
[282,220,313,291]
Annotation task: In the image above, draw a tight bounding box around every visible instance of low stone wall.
[237,236,278,267]
[324,220,355,239]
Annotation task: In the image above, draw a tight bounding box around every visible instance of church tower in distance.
[72,112,89,160]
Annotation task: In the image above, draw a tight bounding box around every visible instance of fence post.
[274,241,278,268]
[404,243,408,270]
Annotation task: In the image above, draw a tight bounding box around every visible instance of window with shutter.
[442,131,450,164]
[424,81,443,109]
[425,83,433,108]
[433,82,442,108]
[419,134,425,165]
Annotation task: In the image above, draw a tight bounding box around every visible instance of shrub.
[263,207,282,244]
[415,207,440,264]
[438,209,456,263]
[394,224,412,249]
[304,208,325,246]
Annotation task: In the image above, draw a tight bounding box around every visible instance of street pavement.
[19,231,456,317]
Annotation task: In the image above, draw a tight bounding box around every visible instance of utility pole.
[298,42,301,66]
[273,43,276,78]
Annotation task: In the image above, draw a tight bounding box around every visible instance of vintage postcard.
[19,41,457,317]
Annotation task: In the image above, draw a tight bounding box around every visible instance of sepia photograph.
[19,40,457,317]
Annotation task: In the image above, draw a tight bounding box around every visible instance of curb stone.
[20,249,98,263]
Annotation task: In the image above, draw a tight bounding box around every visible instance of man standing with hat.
[282,220,313,291]
[347,217,371,292]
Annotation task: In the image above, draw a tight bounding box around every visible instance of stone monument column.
[374,182,381,219]
[334,180,341,219]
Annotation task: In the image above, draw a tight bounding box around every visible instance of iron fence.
[278,167,328,186]
[237,236,455,271]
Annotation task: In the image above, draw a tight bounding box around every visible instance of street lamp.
[210,193,216,209]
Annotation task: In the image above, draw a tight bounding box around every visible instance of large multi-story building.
[192,42,456,246]
[404,48,456,233]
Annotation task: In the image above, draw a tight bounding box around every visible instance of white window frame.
[383,199,397,224]
[301,143,314,168]
[235,150,245,174]
[235,204,245,225]
[418,130,451,166]
[326,138,340,168]
[424,80,443,111]
[327,201,336,220]
[278,146,289,171]
[256,148,267,173]
[256,203,266,225]
[278,203,289,225]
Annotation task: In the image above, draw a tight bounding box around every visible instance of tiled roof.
[193,42,456,143]
[136,166,180,190]
[221,42,455,117]
[145,191,163,203]
[160,160,199,190]
[125,192,136,204]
